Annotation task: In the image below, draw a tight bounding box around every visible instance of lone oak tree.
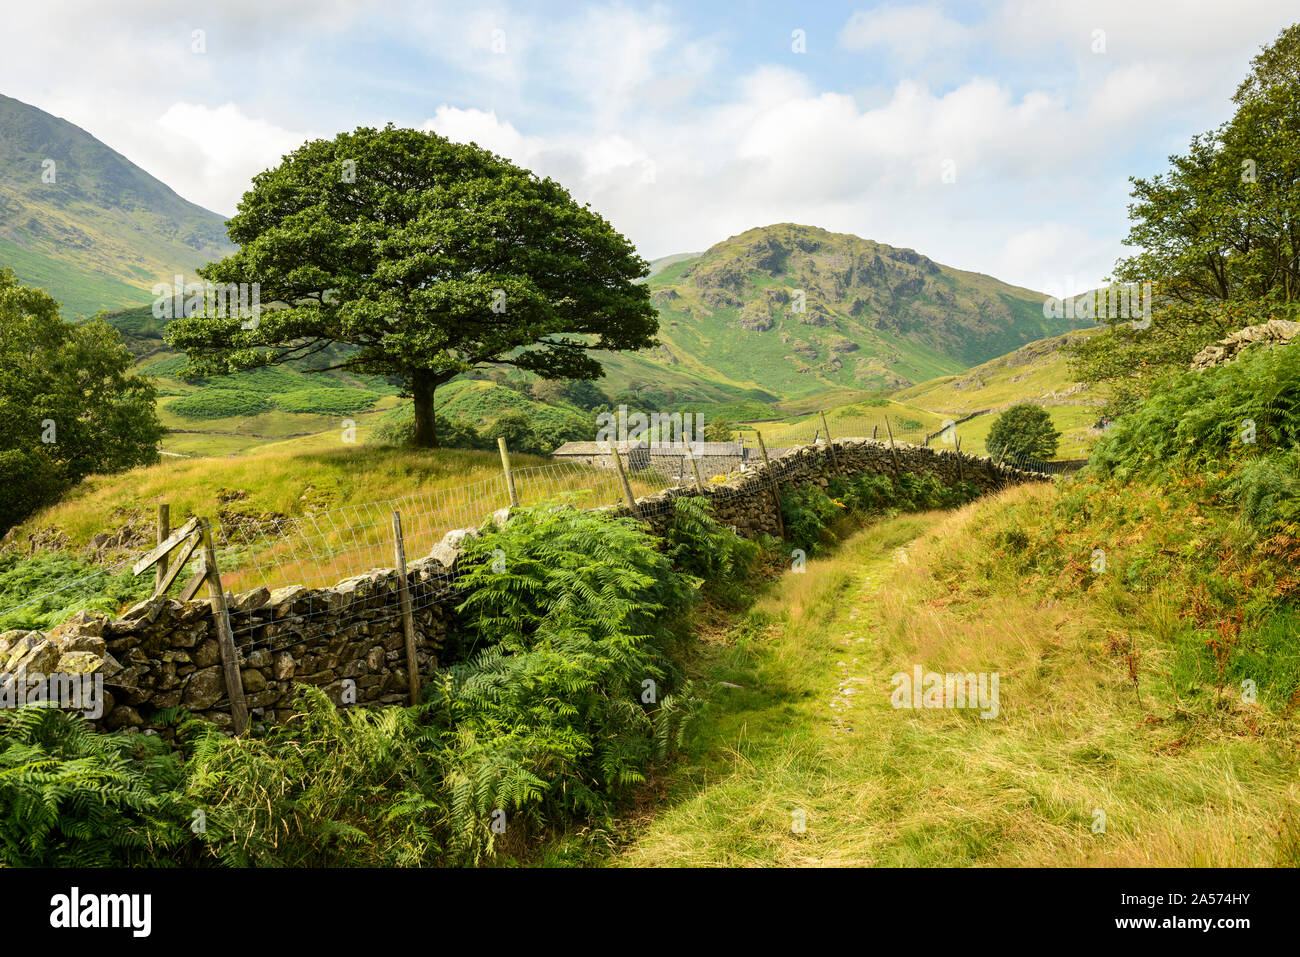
[167,125,657,447]
[985,404,1061,462]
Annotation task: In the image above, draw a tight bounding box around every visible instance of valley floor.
[586,487,1300,867]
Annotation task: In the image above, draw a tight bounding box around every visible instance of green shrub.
[780,484,843,555]
[271,388,381,415]
[166,388,270,420]
[0,708,190,867]
[1091,342,1300,478]
[1229,450,1300,532]
[987,404,1061,461]
[432,505,699,863]
[665,496,761,603]
[783,472,980,555]
[830,473,897,514]
[0,552,152,631]
[181,687,445,867]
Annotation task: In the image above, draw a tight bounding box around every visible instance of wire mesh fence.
[736,414,933,452]
[1,418,1068,643]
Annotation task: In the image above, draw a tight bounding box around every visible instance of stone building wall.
[0,438,1046,733]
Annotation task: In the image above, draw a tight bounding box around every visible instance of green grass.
[746,398,947,446]
[892,327,1107,459]
[630,224,1081,401]
[166,389,272,420]
[600,483,1300,867]
[0,236,154,320]
[9,445,547,550]
[270,388,382,415]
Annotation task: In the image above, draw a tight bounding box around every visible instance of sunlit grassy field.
[603,484,1300,867]
[7,441,675,596]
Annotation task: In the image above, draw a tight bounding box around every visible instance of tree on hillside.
[166,125,657,448]
[1070,22,1300,413]
[529,377,609,411]
[0,269,164,532]
[1113,24,1300,306]
[985,405,1060,462]
[703,418,734,442]
[1235,22,1300,104]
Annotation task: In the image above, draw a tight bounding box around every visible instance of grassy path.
[608,489,1300,867]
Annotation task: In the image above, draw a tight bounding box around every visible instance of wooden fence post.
[198,519,248,735]
[498,437,520,507]
[883,418,901,477]
[392,510,422,706]
[818,410,841,474]
[687,451,705,494]
[954,436,965,483]
[155,504,169,594]
[754,430,787,540]
[611,446,641,516]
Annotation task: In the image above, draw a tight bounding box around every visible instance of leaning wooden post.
[954,436,965,483]
[497,437,520,507]
[818,410,841,474]
[687,451,705,494]
[754,430,787,539]
[391,510,422,706]
[883,418,901,477]
[611,445,641,517]
[198,519,248,736]
[154,504,170,594]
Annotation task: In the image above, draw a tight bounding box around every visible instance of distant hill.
[615,223,1089,400]
[646,251,703,278]
[892,326,1108,458]
[0,93,234,317]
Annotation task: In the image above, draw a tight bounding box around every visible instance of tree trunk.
[412,370,438,448]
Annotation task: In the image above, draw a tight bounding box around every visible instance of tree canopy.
[986,405,1061,463]
[0,269,163,532]
[1072,22,1300,413]
[167,125,657,447]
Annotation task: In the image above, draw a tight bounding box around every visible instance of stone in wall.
[7,438,1045,734]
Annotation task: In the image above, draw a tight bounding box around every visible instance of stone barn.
[550,440,650,470]
[645,441,751,482]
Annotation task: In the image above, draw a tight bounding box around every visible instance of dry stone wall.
[0,438,1046,733]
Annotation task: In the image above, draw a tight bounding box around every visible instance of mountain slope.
[620,224,1088,400]
[891,327,1108,458]
[0,93,234,317]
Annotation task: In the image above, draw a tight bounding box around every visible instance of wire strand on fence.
[1,418,1064,647]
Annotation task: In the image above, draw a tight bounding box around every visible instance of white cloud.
[2,0,1297,297]
[152,104,316,215]
[838,4,973,63]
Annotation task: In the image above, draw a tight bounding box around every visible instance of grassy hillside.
[0,235,153,318]
[95,305,409,457]
[892,327,1108,458]
[579,335,1300,866]
[616,224,1089,399]
[84,223,1100,460]
[604,479,1300,866]
[739,397,947,447]
[0,94,234,318]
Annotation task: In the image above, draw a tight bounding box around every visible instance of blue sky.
[4,0,1298,295]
